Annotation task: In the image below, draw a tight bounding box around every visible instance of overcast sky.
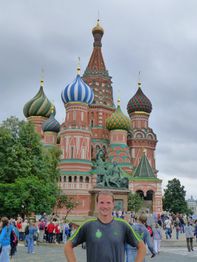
[0,0,196,199]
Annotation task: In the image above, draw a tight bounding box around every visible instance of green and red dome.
[127,83,152,115]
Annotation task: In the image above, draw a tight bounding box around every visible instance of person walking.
[47,221,55,243]
[174,217,181,240]
[26,221,37,254]
[0,217,11,262]
[64,190,146,262]
[38,219,45,243]
[152,223,162,254]
[125,213,156,262]
[164,217,172,239]
[185,221,194,252]
[194,220,197,242]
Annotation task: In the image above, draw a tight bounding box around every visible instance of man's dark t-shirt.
[70,217,141,262]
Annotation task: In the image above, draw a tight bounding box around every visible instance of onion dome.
[23,80,54,118]
[127,82,152,115]
[42,106,60,133]
[106,99,131,131]
[61,65,94,105]
[92,19,104,35]
[92,19,104,47]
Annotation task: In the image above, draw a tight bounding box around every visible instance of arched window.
[145,190,154,201]
[68,176,72,183]
[81,147,86,159]
[81,111,84,121]
[71,146,74,158]
[73,111,76,121]
[74,176,77,182]
[136,190,144,198]
[79,176,83,183]
[64,176,67,182]
[85,177,89,183]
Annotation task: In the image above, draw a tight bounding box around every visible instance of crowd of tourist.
[0,214,75,262]
[111,209,197,256]
[1,210,197,261]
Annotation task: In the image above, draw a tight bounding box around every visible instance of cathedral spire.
[77,57,81,75]
[92,19,104,47]
[82,21,114,107]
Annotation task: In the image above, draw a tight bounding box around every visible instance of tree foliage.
[56,195,80,220]
[0,116,62,217]
[128,192,144,213]
[163,178,188,214]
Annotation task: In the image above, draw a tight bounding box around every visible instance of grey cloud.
[0,0,197,197]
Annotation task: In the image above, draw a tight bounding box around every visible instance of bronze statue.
[94,157,128,189]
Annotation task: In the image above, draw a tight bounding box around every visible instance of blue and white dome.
[61,74,94,105]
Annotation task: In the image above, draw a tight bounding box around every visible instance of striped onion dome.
[42,108,60,133]
[23,80,54,118]
[61,72,94,105]
[127,82,152,115]
[106,100,131,131]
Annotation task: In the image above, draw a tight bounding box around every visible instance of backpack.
[39,223,45,230]
[25,226,29,235]
[10,230,18,247]
[146,225,153,237]
[65,227,70,236]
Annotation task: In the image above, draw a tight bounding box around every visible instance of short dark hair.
[96,190,115,202]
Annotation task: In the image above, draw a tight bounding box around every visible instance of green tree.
[56,195,80,220]
[128,192,144,213]
[0,116,62,217]
[163,178,188,214]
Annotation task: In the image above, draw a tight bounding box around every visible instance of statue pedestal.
[88,188,130,216]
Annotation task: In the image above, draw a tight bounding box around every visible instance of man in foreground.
[64,191,146,262]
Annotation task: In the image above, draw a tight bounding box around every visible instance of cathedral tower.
[127,81,157,173]
[83,20,115,160]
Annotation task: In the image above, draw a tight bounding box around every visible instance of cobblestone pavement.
[13,243,197,262]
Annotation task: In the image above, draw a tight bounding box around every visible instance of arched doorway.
[144,190,154,212]
[136,190,144,198]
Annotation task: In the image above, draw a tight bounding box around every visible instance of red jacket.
[16,222,22,230]
[47,223,55,233]
[54,224,60,234]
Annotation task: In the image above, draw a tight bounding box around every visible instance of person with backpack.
[38,219,45,243]
[125,213,156,262]
[9,221,19,259]
[0,217,12,262]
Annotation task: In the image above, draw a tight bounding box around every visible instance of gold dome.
[92,19,104,34]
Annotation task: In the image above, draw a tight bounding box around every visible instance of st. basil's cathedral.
[23,21,162,216]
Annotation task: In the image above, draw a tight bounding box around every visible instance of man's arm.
[135,240,146,262]
[64,240,77,262]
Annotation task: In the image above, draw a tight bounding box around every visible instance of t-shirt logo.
[95,229,102,239]
[113,231,119,236]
